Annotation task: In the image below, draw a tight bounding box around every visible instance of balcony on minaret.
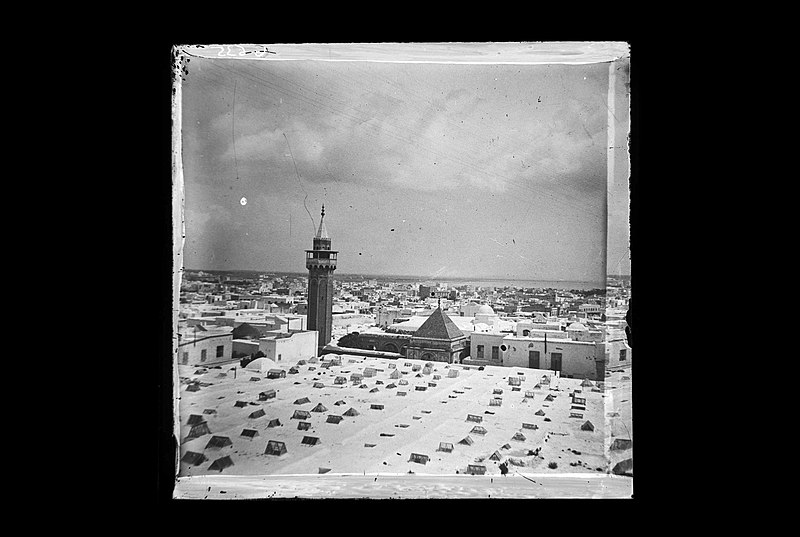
[306,250,338,270]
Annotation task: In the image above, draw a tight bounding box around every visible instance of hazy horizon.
[184,266,617,282]
[182,267,621,291]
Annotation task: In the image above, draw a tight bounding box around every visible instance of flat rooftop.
[176,354,633,485]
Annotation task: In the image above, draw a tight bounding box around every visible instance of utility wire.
[283,132,316,231]
[232,80,240,180]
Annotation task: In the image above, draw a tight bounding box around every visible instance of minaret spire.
[315,204,328,239]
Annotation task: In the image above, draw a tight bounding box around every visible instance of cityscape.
[171,42,632,499]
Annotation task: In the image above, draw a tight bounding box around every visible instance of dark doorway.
[528,350,540,369]
[551,353,562,372]
[595,359,605,380]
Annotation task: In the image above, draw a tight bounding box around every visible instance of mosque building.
[404,302,470,363]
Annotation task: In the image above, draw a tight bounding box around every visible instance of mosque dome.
[477,304,495,315]
[567,322,588,331]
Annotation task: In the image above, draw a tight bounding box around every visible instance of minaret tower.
[305,205,338,355]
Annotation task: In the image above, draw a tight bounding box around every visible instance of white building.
[213,311,306,333]
[457,302,481,317]
[473,304,501,327]
[501,336,605,379]
[579,303,605,314]
[177,327,233,366]
[565,321,605,343]
[257,329,319,364]
[468,322,630,380]
[376,306,414,328]
[469,332,507,365]
[516,319,563,334]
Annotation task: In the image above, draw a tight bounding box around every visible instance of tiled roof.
[413,307,465,341]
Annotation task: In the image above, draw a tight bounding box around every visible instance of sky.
[178,48,631,283]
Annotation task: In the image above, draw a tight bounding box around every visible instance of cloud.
[221,118,328,165]
[200,61,608,202]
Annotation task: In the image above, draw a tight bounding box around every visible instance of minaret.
[305,205,338,355]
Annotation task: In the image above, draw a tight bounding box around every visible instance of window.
[477,345,484,359]
[216,345,224,358]
[200,349,207,362]
[620,349,627,361]
[491,346,499,361]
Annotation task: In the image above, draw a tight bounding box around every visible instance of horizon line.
[183,268,627,282]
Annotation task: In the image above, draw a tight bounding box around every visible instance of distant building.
[210,312,306,334]
[565,321,604,343]
[516,319,564,337]
[521,303,551,313]
[177,327,233,366]
[579,303,605,315]
[473,304,501,327]
[376,306,414,328]
[418,285,432,299]
[458,302,482,317]
[332,312,374,328]
[257,329,319,364]
[517,314,561,336]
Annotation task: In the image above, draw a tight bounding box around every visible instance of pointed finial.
[315,204,329,239]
